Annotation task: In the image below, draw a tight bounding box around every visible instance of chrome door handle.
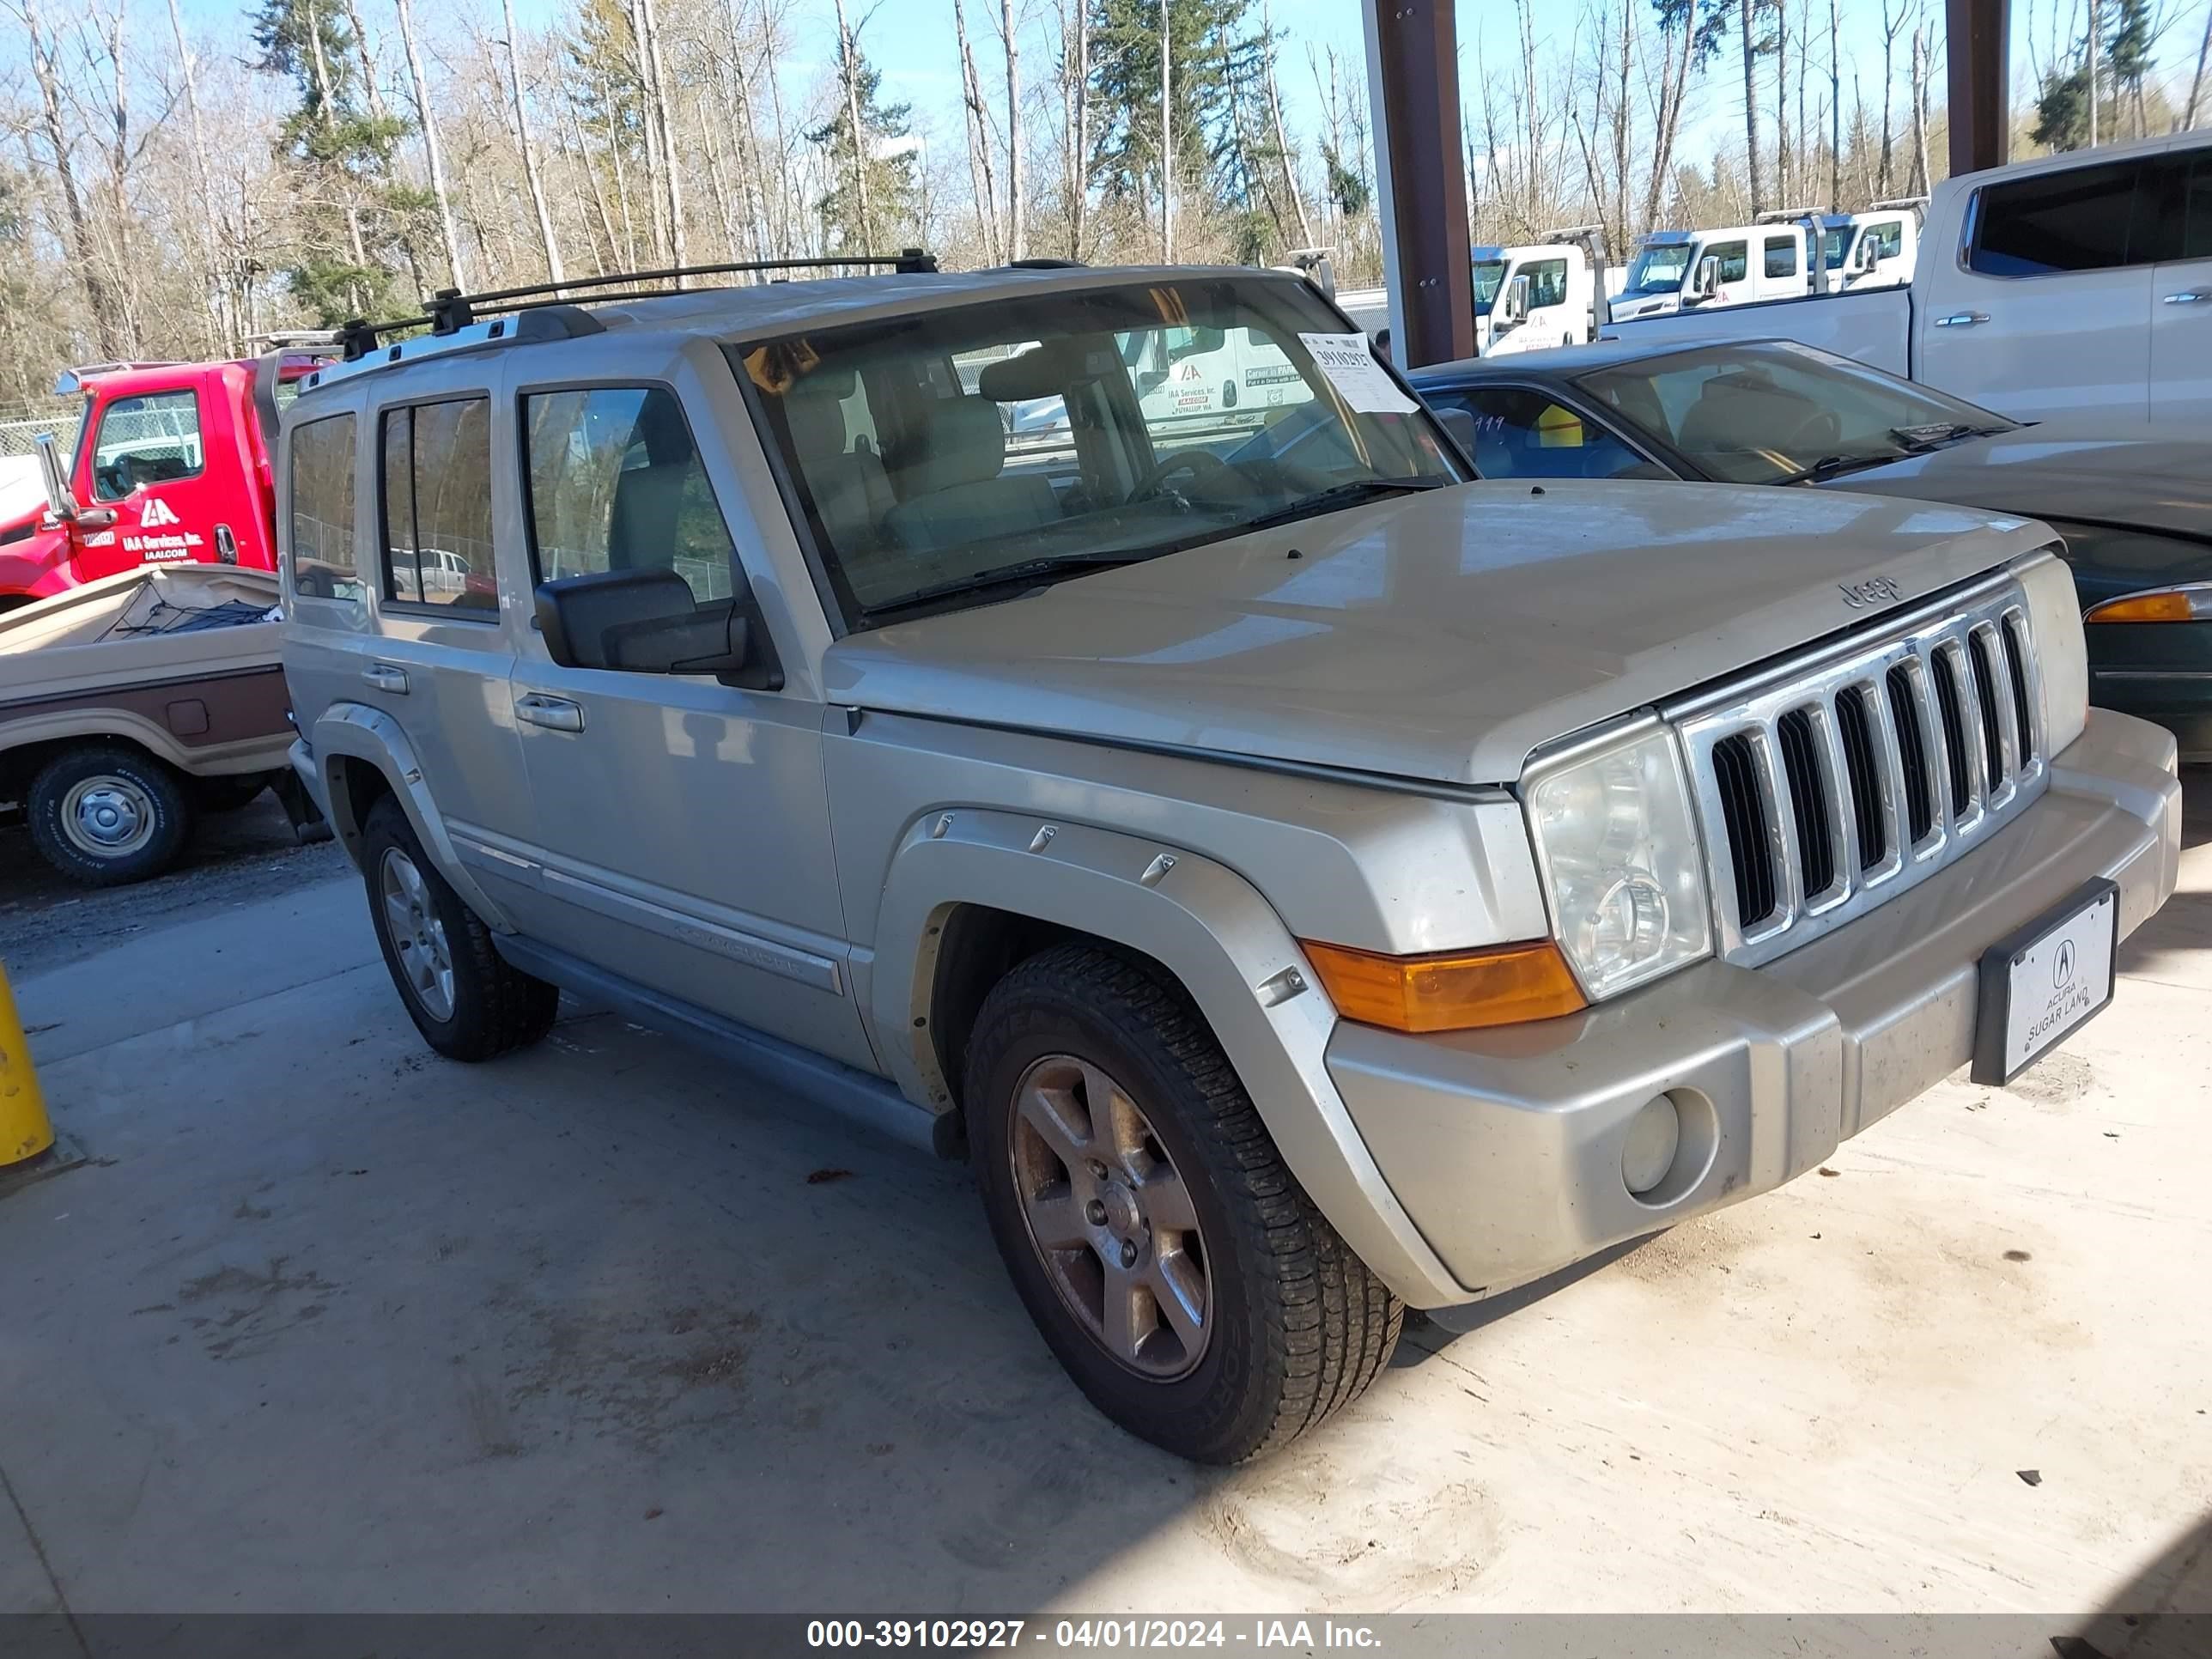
[360,664,409,694]
[514,693,585,733]
[2164,290,2210,305]
[1934,311,1989,327]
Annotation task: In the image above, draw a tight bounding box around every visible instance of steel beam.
[1361,0,1474,368]
[1946,0,2011,178]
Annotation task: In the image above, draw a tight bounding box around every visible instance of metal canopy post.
[1945,0,2011,178]
[1361,0,1475,368]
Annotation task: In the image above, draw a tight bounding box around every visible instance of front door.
[2150,148,2212,422]
[505,382,873,1070]
[71,383,225,580]
[1920,156,2156,421]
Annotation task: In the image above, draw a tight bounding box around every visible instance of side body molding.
[305,701,517,933]
[868,808,1470,1307]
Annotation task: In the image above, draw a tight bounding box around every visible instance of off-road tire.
[967,942,1402,1463]
[27,744,192,887]
[361,794,558,1060]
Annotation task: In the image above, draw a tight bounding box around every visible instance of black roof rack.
[331,250,940,362]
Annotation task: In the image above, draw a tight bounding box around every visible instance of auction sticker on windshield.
[1972,878,2118,1085]
[1297,332,1418,414]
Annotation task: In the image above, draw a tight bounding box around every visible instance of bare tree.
[2186,3,2212,131]
[1262,0,1312,247]
[1160,0,1172,259]
[955,0,1002,263]
[390,0,461,291]
[639,0,685,272]
[1828,0,1842,210]
[1000,0,1024,261]
[1738,0,1765,213]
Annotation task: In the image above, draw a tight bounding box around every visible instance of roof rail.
[419,249,939,337]
[322,250,939,362]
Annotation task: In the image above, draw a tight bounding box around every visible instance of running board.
[492,935,940,1156]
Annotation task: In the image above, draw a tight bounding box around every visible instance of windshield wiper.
[1232,476,1449,534]
[1778,450,1910,484]
[1890,421,2007,451]
[862,551,1155,619]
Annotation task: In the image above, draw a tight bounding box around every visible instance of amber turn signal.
[1300,939,1589,1033]
[2084,586,2212,623]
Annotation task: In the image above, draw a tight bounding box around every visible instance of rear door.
[353,370,543,925]
[1758,232,1805,302]
[2148,143,2212,422]
[1920,156,2159,420]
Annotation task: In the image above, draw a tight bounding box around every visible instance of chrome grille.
[1671,574,2047,966]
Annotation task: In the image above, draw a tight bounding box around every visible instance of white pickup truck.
[1607,131,2212,423]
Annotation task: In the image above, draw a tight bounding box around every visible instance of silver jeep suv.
[278,260,2182,1462]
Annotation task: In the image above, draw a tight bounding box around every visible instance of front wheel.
[360,794,558,1060]
[966,942,1402,1463]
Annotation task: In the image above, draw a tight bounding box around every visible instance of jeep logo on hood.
[1839,575,1905,610]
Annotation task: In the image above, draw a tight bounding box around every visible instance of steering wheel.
[1131,447,1233,504]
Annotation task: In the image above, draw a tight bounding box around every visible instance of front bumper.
[1328,708,2183,1304]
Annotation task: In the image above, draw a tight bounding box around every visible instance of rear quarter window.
[288,413,359,599]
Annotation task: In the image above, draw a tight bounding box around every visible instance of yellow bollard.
[0,963,53,1170]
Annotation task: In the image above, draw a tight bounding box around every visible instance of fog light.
[1621,1093,1681,1196]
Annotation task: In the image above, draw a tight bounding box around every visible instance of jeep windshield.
[735,276,1465,625]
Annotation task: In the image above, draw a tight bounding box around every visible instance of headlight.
[1524,723,1711,999]
[2014,549,2087,754]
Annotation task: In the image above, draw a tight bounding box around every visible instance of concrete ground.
[0,786,2207,1620]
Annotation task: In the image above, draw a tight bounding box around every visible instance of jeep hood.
[822,481,2054,787]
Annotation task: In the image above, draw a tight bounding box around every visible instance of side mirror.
[1501,275,1531,324]
[1434,406,1479,465]
[537,568,751,678]
[33,433,76,522]
[1685,256,1721,303]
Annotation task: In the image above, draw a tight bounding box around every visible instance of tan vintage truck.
[0,564,325,884]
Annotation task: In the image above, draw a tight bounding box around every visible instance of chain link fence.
[0,404,78,460]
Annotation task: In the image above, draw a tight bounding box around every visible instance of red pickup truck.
[0,353,325,606]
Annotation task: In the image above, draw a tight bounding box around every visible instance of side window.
[1711,241,1749,283]
[288,413,358,597]
[1764,236,1799,278]
[1440,386,1645,482]
[1870,220,1905,259]
[90,389,203,502]
[522,386,735,605]
[380,398,495,612]
[1970,161,2163,275]
[1523,258,1569,308]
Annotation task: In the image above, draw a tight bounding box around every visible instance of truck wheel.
[360,795,558,1061]
[965,942,1402,1463]
[27,745,192,886]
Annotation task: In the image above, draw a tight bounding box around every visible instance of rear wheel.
[967,942,1402,1463]
[360,794,558,1060]
[27,745,192,886]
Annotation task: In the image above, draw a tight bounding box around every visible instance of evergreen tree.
[1085,0,1266,224]
[806,37,921,252]
[253,0,418,323]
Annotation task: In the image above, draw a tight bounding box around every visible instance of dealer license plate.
[1971,878,2118,1086]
